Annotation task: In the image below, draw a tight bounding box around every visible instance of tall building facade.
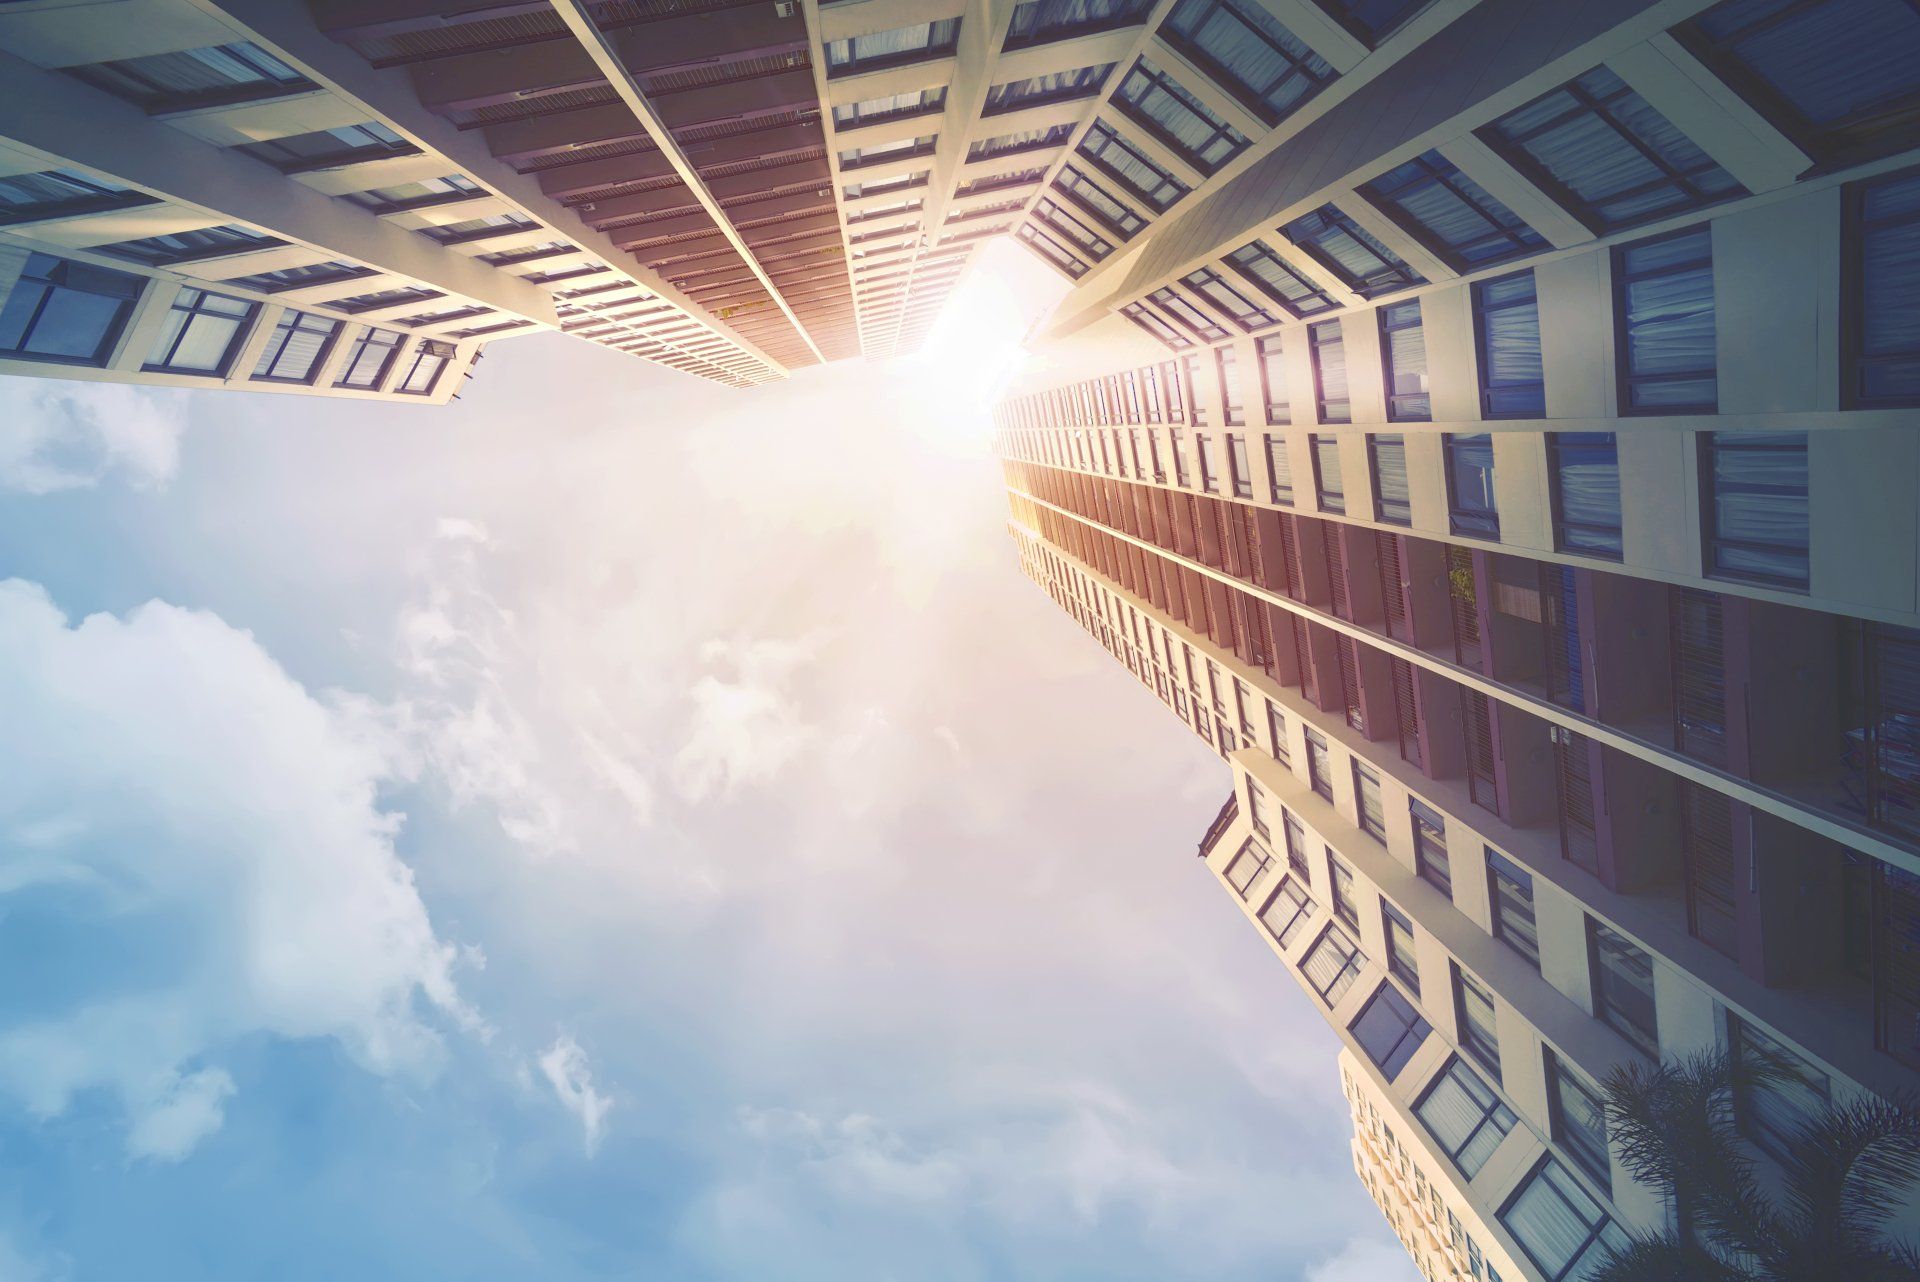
[992,1,1920,1278]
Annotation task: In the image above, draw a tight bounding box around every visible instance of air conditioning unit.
[774,0,795,15]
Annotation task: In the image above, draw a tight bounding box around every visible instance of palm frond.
[1582,1233,1754,1282]
[1776,1091,1920,1253]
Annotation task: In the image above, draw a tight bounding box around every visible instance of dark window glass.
[825,18,962,76]
[1267,701,1291,764]
[1473,270,1544,417]
[1501,1158,1631,1282]
[1161,0,1337,125]
[1417,1056,1517,1178]
[842,133,939,169]
[1312,0,1430,46]
[1479,66,1744,232]
[1032,196,1116,261]
[1257,336,1289,424]
[238,121,414,172]
[1226,239,1338,318]
[1350,982,1431,1079]
[396,339,454,396]
[1311,433,1345,513]
[100,225,284,266]
[1702,430,1809,589]
[1445,432,1500,536]
[1302,923,1367,1006]
[1005,0,1153,48]
[1266,432,1294,503]
[1729,1013,1831,1163]
[983,63,1113,113]
[1224,837,1274,896]
[67,41,312,110]
[1378,299,1430,421]
[1196,432,1218,492]
[834,86,948,128]
[1549,432,1622,557]
[1846,168,1920,407]
[1283,204,1426,298]
[1283,809,1311,880]
[1306,728,1334,799]
[1487,847,1541,969]
[1149,286,1226,343]
[1309,319,1350,423]
[334,326,404,389]
[1184,267,1276,331]
[1259,875,1317,948]
[1616,227,1716,413]
[1589,920,1659,1057]
[1547,1049,1611,1186]
[1361,148,1546,270]
[1412,798,1451,897]
[1330,854,1361,930]
[1112,58,1252,174]
[1382,900,1420,994]
[1453,964,1502,1079]
[1077,120,1189,212]
[1055,165,1146,239]
[251,310,340,383]
[1353,760,1386,841]
[0,168,149,223]
[145,287,255,375]
[0,252,143,366]
[1370,434,1411,525]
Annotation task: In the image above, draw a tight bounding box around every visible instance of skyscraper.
[992,1,1920,1277]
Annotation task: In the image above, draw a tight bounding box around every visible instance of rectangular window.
[1302,923,1367,1006]
[1501,1158,1631,1282]
[1196,433,1218,492]
[251,310,340,384]
[1161,0,1337,126]
[1487,847,1541,970]
[1283,809,1311,880]
[1256,335,1288,424]
[1382,900,1420,995]
[834,86,948,128]
[0,167,150,223]
[1412,798,1450,897]
[1120,300,1186,347]
[334,327,404,389]
[1005,0,1153,48]
[1218,348,1247,428]
[1311,433,1345,514]
[0,251,143,367]
[1453,964,1502,1080]
[1549,431,1622,558]
[1729,1013,1831,1164]
[1416,1056,1517,1178]
[1444,432,1500,537]
[1227,433,1253,498]
[145,288,255,376]
[984,63,1115,113]
[1846,167,1920,407]
[1474,270,1544,417]
[1350,982,1430,1080]
[1185,267,1276,332]
[1305,727,1334,800]
[1701,431,1809,590]
[1589,919,1659,1058]
[396,339,454,396]
[1266,700,1291,765]
[1360,148,1547,271]
[1258,875,1316,948]
[68,41,312,110]
[1283,204,1426,299]
[1246,777,1273,838]
[1615,227,1716,413]
[1112,58,1251,174]
[1479,66,1743,232]
[1266,434,1294,504]
[1377,299,1430,421]
[825,18,961,77]
[1329,855,1361,930]
[1546,1048,1611,1186]
[1223,837,1274,897]
[1309,320,1350,423]
[1370,434,1410,525]
[1226,240,1339,318]
[1150,288,1227,344]
[1353,760,1385,842]
[1054,166,1147,239]
[1076,120,1189,212]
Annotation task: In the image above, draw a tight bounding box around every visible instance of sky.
[0,239,1416,1282]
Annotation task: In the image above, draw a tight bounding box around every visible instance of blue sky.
[0,242,1416,1282]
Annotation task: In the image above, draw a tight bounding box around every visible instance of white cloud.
[0,381,184,494]
[0,1226,65,1282]
[538,1035,612,1157]
[670,637,820,803]
[0,579,480,1160]
[1303,1235,1422,1282]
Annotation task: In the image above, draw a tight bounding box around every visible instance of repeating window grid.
[825,18,962,77]
[1160,0,1338,127]
[1359,148,1548,272]
[1498,1157,1630,1282]
[1111,58,1253,174]
[1121,300,1188,347]
[1282,204,1427,299]
[1076,120,1190,213]
[1225,240,1340,318]
[983,63,1115,114]
[1183,266,1278,332]
[1054,165,1148,239]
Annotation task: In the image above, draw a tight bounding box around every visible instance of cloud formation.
[0,580,478,1159]
[0,380,184,493]
[538,1036,612,1157]
[671,637,820,803]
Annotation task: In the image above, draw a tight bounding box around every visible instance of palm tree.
[1587,1048,1920,1282]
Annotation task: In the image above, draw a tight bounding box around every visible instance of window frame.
[1612,226,1717,416]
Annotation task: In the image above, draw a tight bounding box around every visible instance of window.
[1246,777,1273,838]
[1219,349,1247,429]
[1257,336,1289,424]
[1845,167,1920,407]
[1224,837,1274,896]
[1353,761,1386,842]
[1487,847,1541,970]
[1479,66,1743,232]
[1196,433,1218,492]
[1184,267,1277,332]
[1360,148,1547,270]
[1615,227,1716,413]
[833,86,948,128]
[238,122,414,172]
[1382,900,1420,994]
[1370,435,1411,525]
[1283,810,1311,880]
[1549,432,1622,558]
[1378,300,1430,421]
[1309,320,1350,423]
[983,63,1114,113]
[1417,1056,1517,1178]
[1121,300,1185,346]
[1267,700,1291,764]
[1302,923,1367,1006]
[1077,121,1189,213]
[1005,0,1153,47]
[1282,205,1426,299]
[1308,432,1345,513]
[1329,855,1361,930]
[0,252,143,367]
[1183,354,1207,424]
[1673,0,1920,167]
[396,339,454,395]
[1473,270,1544,417]
[840,134,937,169]
[1501,1158,1630,1282]
[68,41,312,110]
[1032,197,1116,262]
[0,168,149,224]
[100,225,284,267]
[145,288,255,375]
[1227,434,1253,498]
[1112,59,1251,174]
[1160,0,1337,126]
[1546,1049,1611,1186]
[1305,727,1334,800]
[1701,431,1809,590]
[251,311,340,384]
[1453,964,1502,1079]
[825,19,961,76]
[1589,920,1659,1058]
[1226,240,1338,319]
[1350,983,1431,1079]
[333,327,404,389]
[1266,434,1294,504]
[1444,432,1500,537]
[1729,1013,1831,1163]
[1149,287,1226,343]
[1258,876,1317,948]
[1055,166,1146,239]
